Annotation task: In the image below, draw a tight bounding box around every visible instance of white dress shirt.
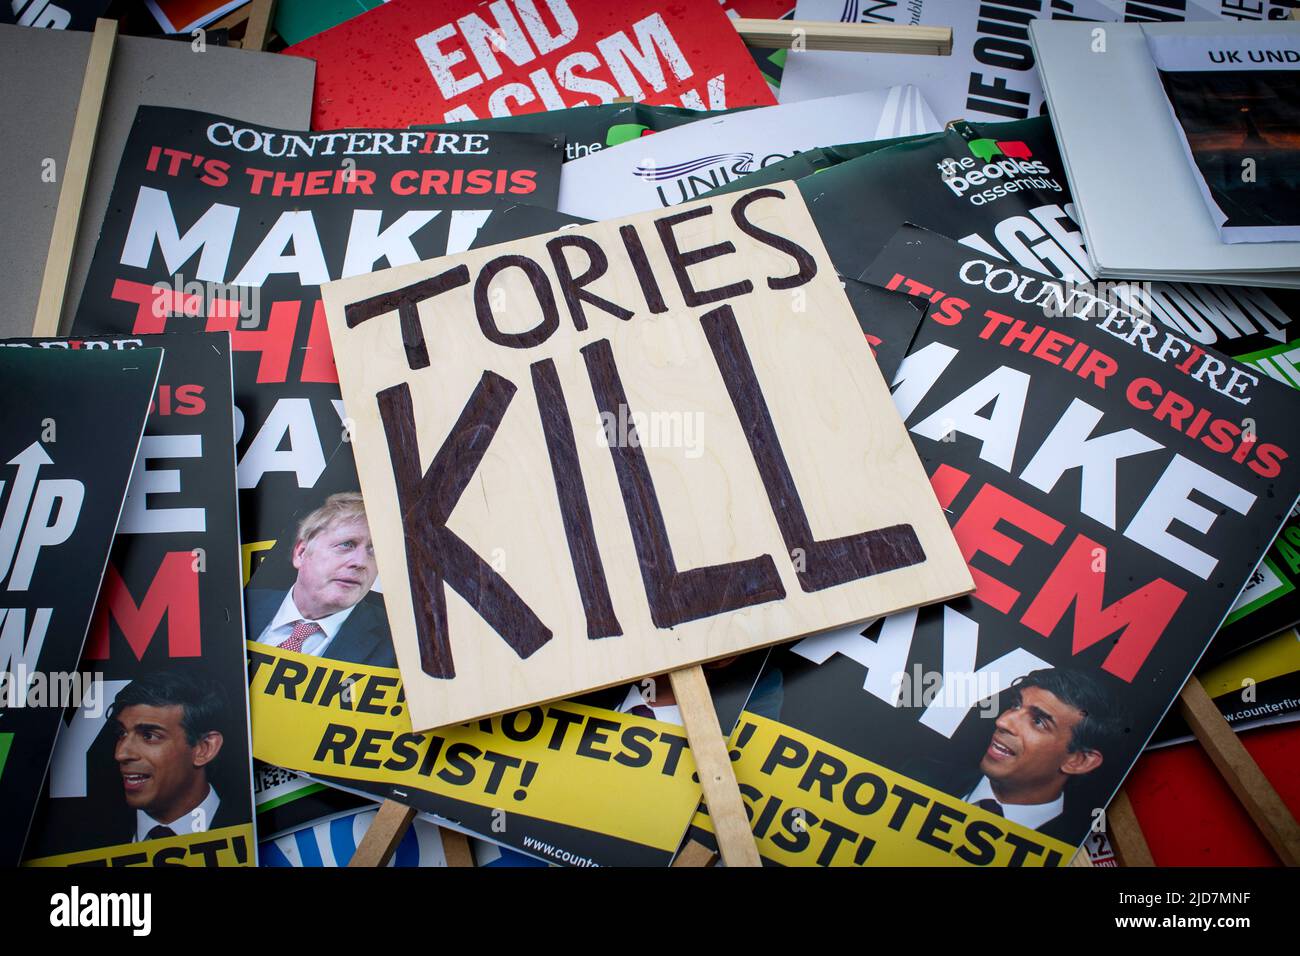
[964,776,1065,832]
[618,684,682,727]
[137,785,221,841]
[257,589,357,657]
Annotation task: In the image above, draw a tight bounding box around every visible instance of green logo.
[0,733,12,782]
[606,123,650,147]
[967,138,1033,162]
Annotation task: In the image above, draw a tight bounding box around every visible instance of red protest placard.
[285,0,777,130]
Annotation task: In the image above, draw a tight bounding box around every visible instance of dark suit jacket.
[245,588,397,668]
[132,790,237,843]
[902,754,1080,844]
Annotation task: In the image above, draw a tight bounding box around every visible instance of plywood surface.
[322,182,972,731]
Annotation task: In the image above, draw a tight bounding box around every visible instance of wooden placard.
[31,16,115,337]
[669,664,760,867]
[321,182,973,732]
[439,827,476,868]
[1106,789,1154,868]
[348,799,416,868]
[672,838,719,868]
[211,0,279,50]
[732,19,953,55]
[1179,676,1300,866]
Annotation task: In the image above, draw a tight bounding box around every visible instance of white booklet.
[1030,19,1300,286]
[1146,28,1300,244]
[556,86,939,220]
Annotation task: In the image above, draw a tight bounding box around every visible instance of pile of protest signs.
[2,0,1299,874]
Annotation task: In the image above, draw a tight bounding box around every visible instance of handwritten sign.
[321,183,973,731]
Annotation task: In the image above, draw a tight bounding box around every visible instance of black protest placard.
[0,345,160,866]
[70,106,564,558]
[10,0,110,30]
[9,333,254,867]
[794,117,1300,360]
[692,225,1300,865]
[779,116,1300,656]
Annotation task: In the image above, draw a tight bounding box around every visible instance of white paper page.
[1145,28,1300,244]
[777,0,1286,120]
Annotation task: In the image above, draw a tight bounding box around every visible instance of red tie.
[281,619,323,653]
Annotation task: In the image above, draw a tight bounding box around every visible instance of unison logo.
[634,151,789,207]
[632,152,756,182]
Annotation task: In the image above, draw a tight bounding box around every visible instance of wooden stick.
[32,17,117,337]
[733,19,952,55]
[1106,789,1155,867]
[439,827,476,867]
[669,664,761,867]
[1068,846,1094,867]
[1179,676,1300,866]
[243,0,278,52]
[210,1,254,32]
[672,838,720,868]
[348,799,416,867]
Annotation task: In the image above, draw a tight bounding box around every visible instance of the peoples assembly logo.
[937,137,1062,206]
[607,123,654,148]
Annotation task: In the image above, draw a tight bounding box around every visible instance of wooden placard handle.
[1179,676,1300,866]
[440,827,476,867]
[348,799,416,867]
[244,0,279,51]
[672,838,720,868]
[211,1,251,34]
[732,19,952,55]
[211,0,278,50]
[32,17,117,337]
[1106,788,1155,867]
[669,664,761,867]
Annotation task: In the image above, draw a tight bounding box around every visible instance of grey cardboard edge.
[60,35,317,334]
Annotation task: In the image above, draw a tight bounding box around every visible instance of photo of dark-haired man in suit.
[910,667,1127,843]
[111,670,230,841]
